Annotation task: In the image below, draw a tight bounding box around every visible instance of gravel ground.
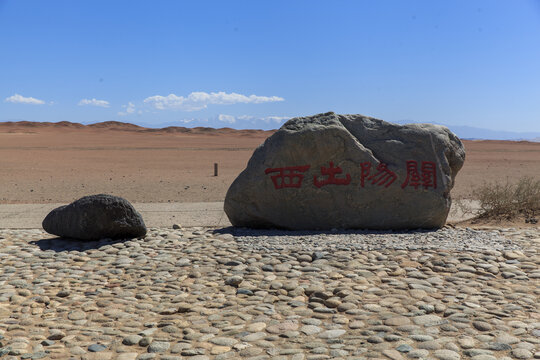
[227,227,522,252]
[0,226,539,360]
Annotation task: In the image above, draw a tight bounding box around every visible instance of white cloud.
[125,102,136,113]
[118,102,136,116]
[5,94,45,105]
[214,114,290,129]
[143,91,284,111]
[176,118,204,124]
[266,116,290,124]
[78,98,110,108]
[217,114,236,124]
[237,115,290,124]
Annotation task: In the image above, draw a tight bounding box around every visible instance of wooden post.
[214,163,218,176]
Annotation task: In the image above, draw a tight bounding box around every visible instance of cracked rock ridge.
[224,112,465,230]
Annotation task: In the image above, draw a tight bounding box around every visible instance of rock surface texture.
[42,194,147,240]
[225,112,465,229]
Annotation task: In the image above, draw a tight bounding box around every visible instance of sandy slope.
[1,121,539,205]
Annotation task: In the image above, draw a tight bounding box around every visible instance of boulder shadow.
[30,236,136,252]
[213,226,438,237]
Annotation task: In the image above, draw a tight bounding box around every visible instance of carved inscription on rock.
[266,160,437,190]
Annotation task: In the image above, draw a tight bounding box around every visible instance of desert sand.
[0,121,539,205]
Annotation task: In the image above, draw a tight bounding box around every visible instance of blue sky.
[1,0,539,132]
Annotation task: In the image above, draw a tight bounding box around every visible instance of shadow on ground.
[30,236,134,252]
[213,226,439,237]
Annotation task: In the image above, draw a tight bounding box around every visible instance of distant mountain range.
[1,118,539,141]
[138,118,540,141]
[133,119,540,141]
[443,125,540,142]
[393,121,540,142]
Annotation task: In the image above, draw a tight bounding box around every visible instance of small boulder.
[224,112,465,230]
[42,194,147,240]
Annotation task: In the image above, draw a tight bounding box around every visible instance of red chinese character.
[401,160,437,189]
[421,161,437,189]
[313,161,351,188]
[367,163,397,188]
[401,160,421,189]
[265,165,310,189]
[360,162,371,187]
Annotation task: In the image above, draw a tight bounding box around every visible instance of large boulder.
[225,112,465,230]
[43,194,147,240]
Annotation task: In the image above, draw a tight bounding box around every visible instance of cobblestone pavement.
[0,226,539,360]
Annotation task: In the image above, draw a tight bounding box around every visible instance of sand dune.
[0,120,273,136]
[0,121,538,205]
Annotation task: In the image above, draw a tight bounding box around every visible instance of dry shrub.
[473,176,540,220]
